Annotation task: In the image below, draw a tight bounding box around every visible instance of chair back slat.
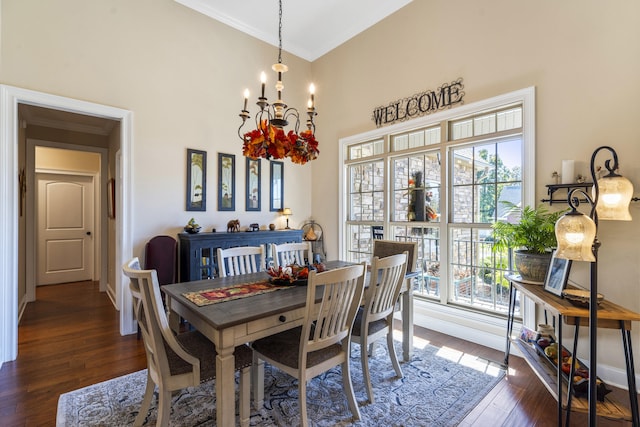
[217,246,264,277]
[272,242,313,268]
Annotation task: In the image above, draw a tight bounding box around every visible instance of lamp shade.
[282,208,292,216]
[594,175,634,221]
[554,211,597,262]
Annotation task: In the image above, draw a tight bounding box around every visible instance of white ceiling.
[174,0,413,61]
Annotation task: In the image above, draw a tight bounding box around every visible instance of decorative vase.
[514,250,552,283]
[305,227,317,241]
[269,223,275,231]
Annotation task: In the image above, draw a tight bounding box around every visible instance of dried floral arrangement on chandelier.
[238,0,319,165]
[242,120,319,165]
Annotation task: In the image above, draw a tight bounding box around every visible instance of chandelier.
[238,0,319,165]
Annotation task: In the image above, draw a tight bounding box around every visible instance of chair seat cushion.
[351,307,389,337]
[252,326,342,369]
[169,331,252,382]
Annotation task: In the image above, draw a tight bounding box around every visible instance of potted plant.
[491,202,566,282]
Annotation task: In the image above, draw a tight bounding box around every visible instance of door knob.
[86,231,92,236]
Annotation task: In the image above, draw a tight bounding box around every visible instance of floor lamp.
[554,146,634,426]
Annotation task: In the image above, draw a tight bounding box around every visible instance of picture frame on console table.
[543,251,572,296]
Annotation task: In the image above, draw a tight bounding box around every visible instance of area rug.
[57,342,504,426]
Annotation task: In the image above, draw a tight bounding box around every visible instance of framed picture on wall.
[543,251,572,296]
[218,153,235,211]
[186,149,206,211]
[246,157,261,211]
[270,160,283,212]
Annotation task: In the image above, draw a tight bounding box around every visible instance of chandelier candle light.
[238,0,319,165]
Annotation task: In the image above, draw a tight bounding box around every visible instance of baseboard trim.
[18,293,27,323]
[106,285,118,310]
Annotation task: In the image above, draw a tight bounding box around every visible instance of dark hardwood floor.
[0,281,635,426]
[0,281,147,426]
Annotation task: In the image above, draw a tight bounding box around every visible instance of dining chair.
[272,241,313,268]
[142,235,177,337]
[350,252,408,404]
[372,239,418,363]
[251,263,366,426]
[216,245,264,277]
[144,235,177,286]
[372,239,418,273]
[123,257,253,427]
[371,225,384,240]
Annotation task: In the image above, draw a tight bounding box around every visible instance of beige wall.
[3,0,640,373]
[1,0,314,260]
[311,0,640,371]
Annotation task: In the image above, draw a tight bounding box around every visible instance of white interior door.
[37,173,94,285]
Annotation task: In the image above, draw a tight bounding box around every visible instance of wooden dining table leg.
[402,278,414,361]
[215,345,236,427]
[251,353,265,408]
[165,296,180,333]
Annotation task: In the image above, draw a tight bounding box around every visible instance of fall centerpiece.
[266,262,326,285]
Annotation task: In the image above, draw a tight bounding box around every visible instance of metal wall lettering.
[372,78,465,127]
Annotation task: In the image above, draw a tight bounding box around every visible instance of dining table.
[161,260,415,427]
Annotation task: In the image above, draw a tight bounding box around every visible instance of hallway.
[0,282,146,426]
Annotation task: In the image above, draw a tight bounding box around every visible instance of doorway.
[26,141,108,299]
[0,85,135,365]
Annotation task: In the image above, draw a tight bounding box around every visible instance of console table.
[504,275,640,425]
[178,229,303,281]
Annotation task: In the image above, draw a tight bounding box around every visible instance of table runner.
[182,281,289,307]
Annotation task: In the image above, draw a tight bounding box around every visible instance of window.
[340,88,534,317]
[345,160,384,263]
[449,137,522,311]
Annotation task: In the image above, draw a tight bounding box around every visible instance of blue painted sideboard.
[178,229,303,281]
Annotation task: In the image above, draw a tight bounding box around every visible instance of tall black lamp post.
[554,146,634,426]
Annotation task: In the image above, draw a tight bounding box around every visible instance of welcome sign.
[372,78,465,127]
